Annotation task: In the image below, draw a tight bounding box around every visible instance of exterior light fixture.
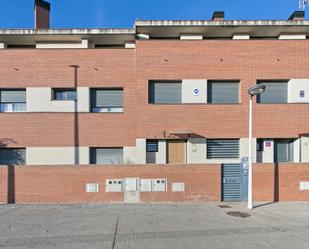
[247,84,266,209]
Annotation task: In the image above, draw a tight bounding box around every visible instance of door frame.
[166,140,187,164]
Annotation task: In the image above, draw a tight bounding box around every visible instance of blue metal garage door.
[222,163,243,202]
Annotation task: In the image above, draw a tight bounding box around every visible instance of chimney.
[34,0,50,29]
[288,11,305,21]
[212,11,225,21]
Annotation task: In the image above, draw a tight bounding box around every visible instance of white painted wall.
[293,138,300,163]
[0,42,6,49]
[135,139,146,164]
[288,79,309,103]
[26,147,89,165]
[26,87,89,112]
[240,138,257,163]
[156,140,166,164]
[180,35,203,40]
[187,138,207,163]
[123,146,136,164]
[257,139,274,163]
[182,79,207,103]
[125,43,136,49]
[233,34,250,40]
[301,137,309,162]
[36,39,89,49]
[279,34,306,40]
[77,87,90,112]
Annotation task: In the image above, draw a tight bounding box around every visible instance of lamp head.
[248,85,266,96]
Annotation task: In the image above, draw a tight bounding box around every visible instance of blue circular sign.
[193,88,200,95]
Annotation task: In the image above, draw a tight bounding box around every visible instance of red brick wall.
[0,166,8,204]
[253,163,309,201]
[1,164,309,204]
[2,41,309,147]
[0,164,221,204]
[35,4,50,29]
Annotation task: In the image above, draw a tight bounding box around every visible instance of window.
[257,81,288,103]
[146,140,158,164]
[207,81,239,103]
[53,89,77,101]
[149,81,182,104]
[0,89,26,112]
[274,139,294,162]
[146,140,158,152]
[91,89,123,112]
[257,139,264,152]
[0,148,26,165]
[6,45,35,49]
[90,148,123,164]
[207,139,240,159]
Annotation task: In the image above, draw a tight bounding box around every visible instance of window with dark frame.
[257,81,288,104]
[146,140,159,152]
[0,148,26,165]
[90,148,123,164]
[53,89,77,101]
[274,139,294,163]
[91,88,123,112]
[0,89,26,112]
[148,81,182,104]
[257,139,264,152]
[207,81,240,104]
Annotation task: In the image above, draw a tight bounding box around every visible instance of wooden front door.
[167,140,186,164]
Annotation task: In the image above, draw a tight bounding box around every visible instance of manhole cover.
[227,211,251,218]
[217,205,231,209]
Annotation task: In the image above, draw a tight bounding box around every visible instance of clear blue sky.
[0,0,305,29]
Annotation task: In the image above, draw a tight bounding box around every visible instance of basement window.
[0,89,26,112]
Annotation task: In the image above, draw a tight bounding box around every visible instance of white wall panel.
[26,147,89,165]
[182,79,207,103]
[288,79,309,103]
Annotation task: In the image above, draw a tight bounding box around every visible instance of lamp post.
[247,85,266,209]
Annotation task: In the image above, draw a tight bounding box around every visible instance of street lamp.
[247,85,266,209]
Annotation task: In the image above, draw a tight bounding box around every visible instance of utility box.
[152,179,167,192]
[105,179,123,192]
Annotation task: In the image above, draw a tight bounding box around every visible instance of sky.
[0,0,305,29]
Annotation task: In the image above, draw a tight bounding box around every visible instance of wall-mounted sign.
[193,88,200,96]
[265,141,272,147]
[300,90,305,98]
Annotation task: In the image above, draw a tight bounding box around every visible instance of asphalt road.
[0,202,309,249]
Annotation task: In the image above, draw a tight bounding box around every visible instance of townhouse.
[0,0,309,203]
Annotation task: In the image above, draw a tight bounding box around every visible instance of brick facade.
[1,164,308,204]
[0,164,221,204]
